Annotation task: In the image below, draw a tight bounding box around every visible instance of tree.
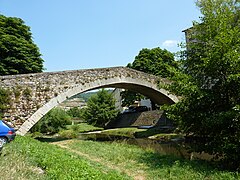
[122,47,179,106]
[120,90,144,107]
[83,89,119,127]
[165,0,240,170]
[31,108,71,134]
[0,14,44,75]
[67,107,85,120]
[128,47,178,78]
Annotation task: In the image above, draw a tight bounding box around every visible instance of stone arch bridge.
[0,66,178,135]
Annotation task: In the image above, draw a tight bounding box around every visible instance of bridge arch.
[17,76,178,135]
[0,66,178,135]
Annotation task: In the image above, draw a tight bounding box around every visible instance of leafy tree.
[67,107,85,119]
[128,47,178,78]
[120,90,144,107]
[83,89,119,127]
[122,47,179,106]
[165,0,240,170]
[0,14,44,75]
[31,108,71,134]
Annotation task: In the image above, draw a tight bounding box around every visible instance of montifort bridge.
[0,67,179,135]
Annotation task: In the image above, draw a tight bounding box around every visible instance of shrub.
[31,107,72,134]
[68,123,103,133]
[59,129,78,139]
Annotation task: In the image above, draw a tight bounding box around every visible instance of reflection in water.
[79,133,213,161]
[125,138,188,158]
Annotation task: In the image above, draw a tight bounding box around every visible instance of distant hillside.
[70,89,114,102]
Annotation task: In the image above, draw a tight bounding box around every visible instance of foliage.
[102,128,145,138]
[67,123,103,133]
[128,47,178,78]
[31,108,72,134]
[120,90,144,107]
[83,89,119,127]
[71,90,114,102]
[165,0,240,170]
[0,87,10,118]
[58,129,78,139]
[122,47,179,106]
[0,14,44,75]
[3,136,129,179]
[67,107,84,119]
[98,127,182,140]
[71,91,98,102]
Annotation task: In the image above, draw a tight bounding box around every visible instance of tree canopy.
[127,47,178,78]
[31,108,72,134]
[83,89,119,127]
[165,0,240,170]
[122,47,179,107]
[0,14,44,75]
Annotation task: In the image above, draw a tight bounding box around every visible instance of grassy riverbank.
[66,139,238,180]
[32,122,183,141]
[0,136,129,180]
[1,136,239,179]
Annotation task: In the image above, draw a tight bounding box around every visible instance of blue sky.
[0,1,201,72]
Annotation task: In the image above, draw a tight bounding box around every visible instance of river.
[78,132,213,161]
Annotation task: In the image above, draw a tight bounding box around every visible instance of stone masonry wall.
[0,66,170,130]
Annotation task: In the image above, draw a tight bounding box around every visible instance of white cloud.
[162,40,179,47]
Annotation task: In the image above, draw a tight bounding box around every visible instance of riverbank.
[1,136,238,179]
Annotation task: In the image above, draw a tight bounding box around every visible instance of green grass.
[101,127,183,141]
[1,135,239,179]
[102,127,145,138]
[67,139,239,180]
[67,123,104,133]
[1,136,130,180]
[62,123,181,141]
[134,127,175,138]
[57,123,104,139]
[0,146,46,180]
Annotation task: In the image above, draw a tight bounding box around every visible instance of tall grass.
[68,139,239,180]
[0,145,46,180]
[1,135,239,180]
[1,136,129,180]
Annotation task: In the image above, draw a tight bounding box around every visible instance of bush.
[31,107,72,134]
[30,131,43,138]
[59,129,78,139]
[68,123,104,133]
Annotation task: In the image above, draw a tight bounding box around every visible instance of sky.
[0,1,201,72]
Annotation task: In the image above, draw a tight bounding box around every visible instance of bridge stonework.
[0,67,178,135]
